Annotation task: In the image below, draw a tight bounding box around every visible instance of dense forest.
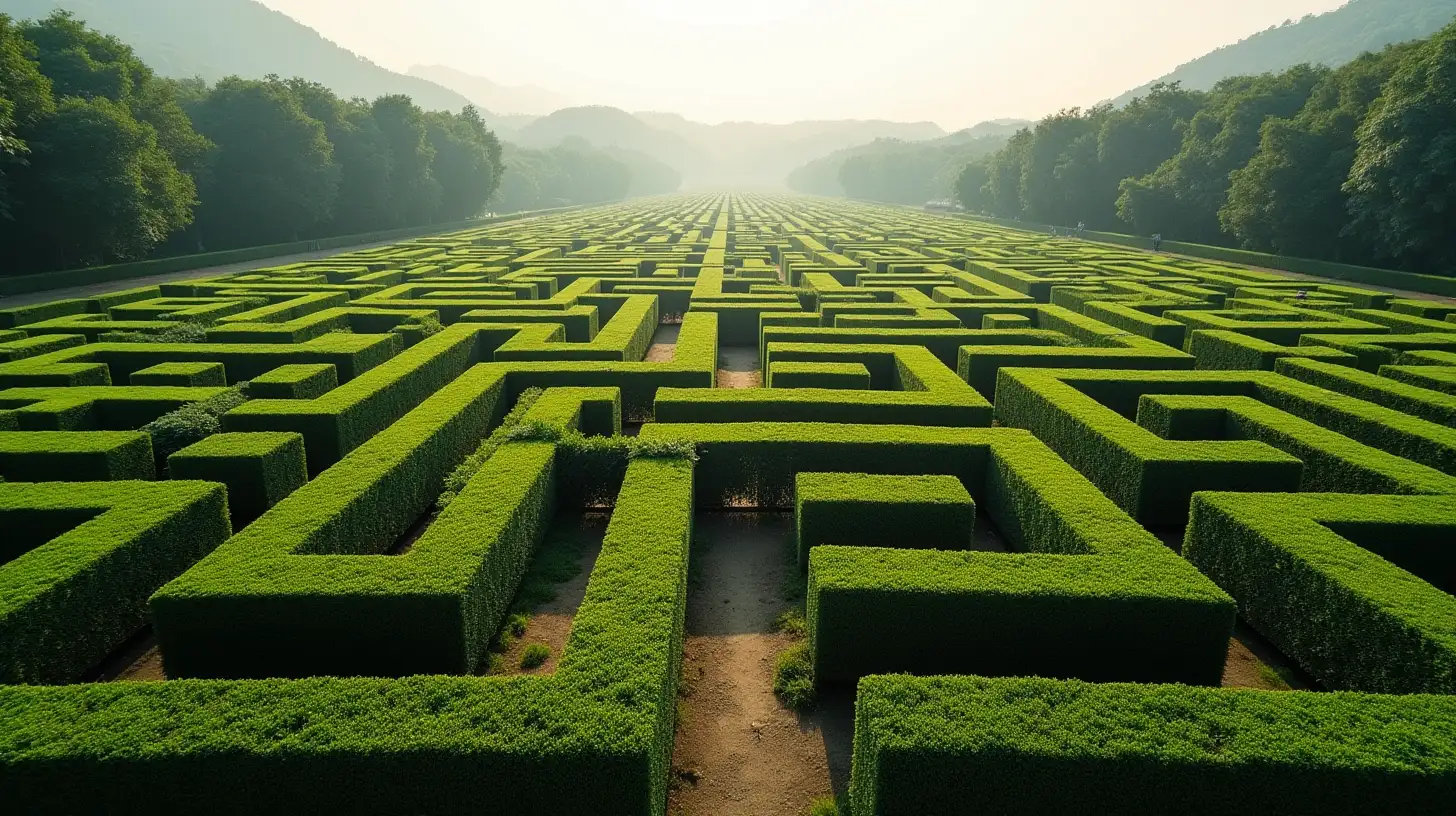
[956,19,1456,275]
[0,11,504,273]
[787,125,1022,203]
[493,138,681,212]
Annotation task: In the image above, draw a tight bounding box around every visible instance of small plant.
[504,420,565,443]
[436,388,544,509]
[102,321,210,344]
[807,796,840,816]
[625,437,698,461]
[403,314,444,337]
[505,613,529,638]
[773,642,816,710]
[774,609,807,637]
[520,643,551,670]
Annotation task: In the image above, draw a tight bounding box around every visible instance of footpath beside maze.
[1,194,1455,814]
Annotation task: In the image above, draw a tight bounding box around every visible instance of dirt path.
[716,346,761,389]
[646,323,680,363]
[0,240,401,308]
[87,630,165,682]
[669,513,851,816]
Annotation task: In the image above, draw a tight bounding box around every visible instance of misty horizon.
[256,0,1347,128]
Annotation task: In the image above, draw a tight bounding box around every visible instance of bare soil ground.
[716,346,761,389]
[88,629,165,682]
[487,513,609,677]
[1222,622,1313,691]
[646,323,680,363]
[669,513,852,816]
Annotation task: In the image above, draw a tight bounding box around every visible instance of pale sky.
[257,0,1347,128]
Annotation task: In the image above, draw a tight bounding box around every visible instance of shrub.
[143,384,251,466]
[520,642,551,669]
[773,642,815,710]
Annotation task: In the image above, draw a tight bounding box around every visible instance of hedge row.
[0,480,230,684]
[641,422,1234,684]
[0,430,154,481]
[795,472,974,568]
[152,366,512,678]
[996,367,1456,524]
[1185,491,1456,694]
[851,674,1456,815]
[0,452,694,815]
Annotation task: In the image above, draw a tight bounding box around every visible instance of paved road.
[0,240,397,309]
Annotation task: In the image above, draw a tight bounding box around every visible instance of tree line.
[956,19,1456,275]
[788,134,1009,203]
[0,11,503,274]
[495,137,682,212]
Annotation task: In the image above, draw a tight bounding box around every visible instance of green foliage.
[519,642,550,669]
[851,674,1456,816]
[773,642,815,710]
[1185,492,1456,694]
[806,797,840,816]
[0,480,230,684]
[1345,21,1456,272]
[437,387,546,509]
[142,383,250,465]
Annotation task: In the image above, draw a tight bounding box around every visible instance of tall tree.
[425,105,503,221]
[372,94,439,227]
[0,14,53,221]
[1221,45,1416,261]
[285,79,393,233]
[1344,22,1456,272]
[188,76,338,249]
[1118,65,1327,242]
[985,128,1032,218]
[19,11,209,178]
[5,96,195,268]
[953,161,991,212]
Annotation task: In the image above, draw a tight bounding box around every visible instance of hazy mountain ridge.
[1111,0,1456,106]
[408,64,565,118]
[786,124,1023,199]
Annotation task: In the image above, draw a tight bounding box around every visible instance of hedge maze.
[1,194,1454,814]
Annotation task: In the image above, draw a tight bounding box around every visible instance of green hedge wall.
[0,481,230,684]
[1184,492,1456,694]
[850,674,1456,816]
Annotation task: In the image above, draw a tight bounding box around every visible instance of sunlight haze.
[255,0,1347,126]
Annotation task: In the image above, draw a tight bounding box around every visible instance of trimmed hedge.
[0,431,154,481]
[247,362,338,399]
[1188,329,1358,371]
[995,368,1456,524]
[768,361,871,389]
[152,366,512,678]
[1185,492,1456,693]
[795,472,974,568]
[0,453,695,816]
[168,432,308,528]
[851,674,1456,816]
[0,481,230,684]
[642,422,1234,684]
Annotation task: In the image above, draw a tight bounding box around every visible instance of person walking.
[1152,233,1163,252]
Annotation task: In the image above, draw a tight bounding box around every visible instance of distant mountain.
[408,64,563,119]
[514,106,711,179]
[634,113,946,187]
[1112,0,1456,106]
[786,124,1015,198]
[0,0,476,113]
